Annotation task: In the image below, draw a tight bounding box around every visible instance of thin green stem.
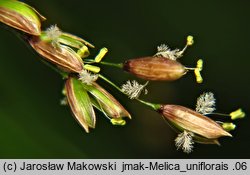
[136,99,161,111]
[84,59,96,64]
[185,67,195,70]
[99,61,123,68]
[98,74,124,94]
[84,59,123,69]
[99,74,161,111]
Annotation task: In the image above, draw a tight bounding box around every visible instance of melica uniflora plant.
[0,0,246,153]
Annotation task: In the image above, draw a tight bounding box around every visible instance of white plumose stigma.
[155,44,183,60]
[175,130,194,153]
[155,36,194,60]
[121,80,148,99]
[79,70,98,85]
[60,97,68,106]
[196,92,216,115]
[45,25,62,47]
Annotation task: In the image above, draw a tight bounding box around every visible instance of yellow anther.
[110,118,126,126]
[84,64,101,73]
[196,59,203,71]
[95,47,108,63]
[194,68,203,83]
[77,45,90,58]
[222,122,236,131]
[187,35,194,46]
[230,108,245,120]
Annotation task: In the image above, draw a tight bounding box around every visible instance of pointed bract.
[29,36,83,73]
[81,82,131,119]
[60,32,94,49]
[65,77,96,133]
[160,104,232,139]
[0,0,45,35]
[40,27,94,50]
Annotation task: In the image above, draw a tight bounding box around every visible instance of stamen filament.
[99,61,123,68]
[206,112,230,117]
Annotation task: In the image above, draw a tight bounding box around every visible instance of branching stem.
[85,59,123,68]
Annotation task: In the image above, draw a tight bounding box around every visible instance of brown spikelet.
[123,56,187,81]
[160,104,232,139]
[29,36,83,73]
